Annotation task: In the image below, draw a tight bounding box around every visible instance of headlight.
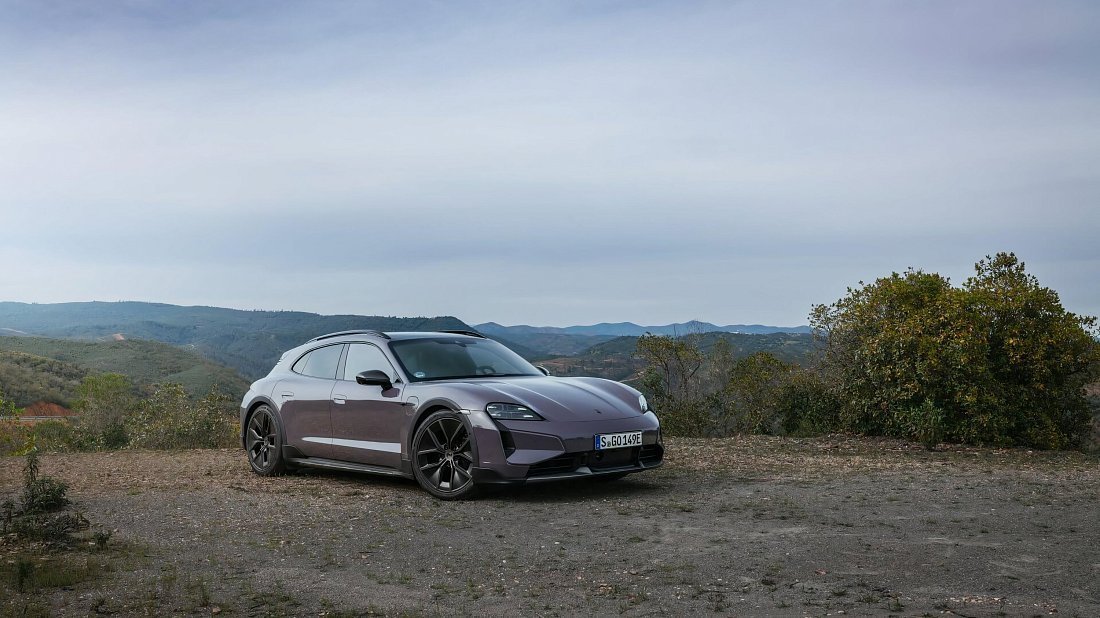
[638,394,649,412]
[486,403,543,421]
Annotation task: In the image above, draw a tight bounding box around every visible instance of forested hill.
[0,337,251,407]
[0,302,472,379]
[540,332,818,382]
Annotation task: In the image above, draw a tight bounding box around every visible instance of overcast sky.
[1,1,1098,327]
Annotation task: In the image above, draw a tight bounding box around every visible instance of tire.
[411,410,479,500]
[245,405,288,476]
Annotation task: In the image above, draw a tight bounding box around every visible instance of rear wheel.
[412,411,478,500]
[245,405,287,476]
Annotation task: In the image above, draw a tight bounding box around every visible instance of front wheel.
[245,405,288,476]
[412,411,478,500]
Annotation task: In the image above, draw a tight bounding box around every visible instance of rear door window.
[293,344,344,379]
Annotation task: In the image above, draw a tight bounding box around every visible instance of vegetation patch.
[0,335,250,406]
[638,253,1100,450]
[0,374,238,455]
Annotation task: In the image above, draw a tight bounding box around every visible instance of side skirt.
[287,457,412,479]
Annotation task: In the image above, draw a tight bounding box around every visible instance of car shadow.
[289,467,423,493]
[484,475,665,503]
[288,467,664,503]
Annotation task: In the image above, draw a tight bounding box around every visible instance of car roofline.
[305,330,488,345]
[308,330,391,342]
[437,330,486,338]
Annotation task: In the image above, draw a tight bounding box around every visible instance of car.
[240,330,663,498]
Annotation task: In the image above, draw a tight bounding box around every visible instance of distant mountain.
[0,336,251,407]
[0,302,472,379]
[476,320,811,338]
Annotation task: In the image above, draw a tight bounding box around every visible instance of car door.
[330,342,406,467]
[278,343,344,459]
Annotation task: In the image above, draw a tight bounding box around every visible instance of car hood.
[444,376,642,422]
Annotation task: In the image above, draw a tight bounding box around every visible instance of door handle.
[332,395,347,405]
[280,391,294,399]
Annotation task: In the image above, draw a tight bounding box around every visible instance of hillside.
[0,302,472,379]
[0,337,251,406]
[540,332,819,383]
[488,332,616,357]
[0,350,86,407]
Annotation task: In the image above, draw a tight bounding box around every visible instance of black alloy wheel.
[413,411,477,499]
[246,405,287,475]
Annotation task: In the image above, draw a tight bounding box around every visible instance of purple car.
[240,330,663,498]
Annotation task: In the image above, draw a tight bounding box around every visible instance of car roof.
[306,330,486,344]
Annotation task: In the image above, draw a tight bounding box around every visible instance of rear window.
[292,344,344,379]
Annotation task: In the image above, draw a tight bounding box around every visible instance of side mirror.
[536,365,551,376]
[356,370,393,390]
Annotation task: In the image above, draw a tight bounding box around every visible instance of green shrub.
[892,399,945,450]
[20,448,69,513]
[126,384,237,450]
[2,448,86,546]
[777,371,840,437]
[73,373,139,450]
[638,337,841,438]
[812,253,1100,449]
[29,420,80,452]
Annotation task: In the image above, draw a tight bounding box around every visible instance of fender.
[399,396,473,470]
[402,397,484,479]
[240,395,281,449]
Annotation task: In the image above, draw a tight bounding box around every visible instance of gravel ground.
[2,437,1098,617]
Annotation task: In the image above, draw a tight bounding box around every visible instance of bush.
[126,384,237,450]
[777,371,840,437]
[0,389,19,418]
[73,373,139,450]
[812,253,1100,449]
[2,448,87,546]
[21,448,69,514]
[638,334,839,438]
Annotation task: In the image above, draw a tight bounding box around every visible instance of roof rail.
[308,330,391,342]
[438,329,486,338]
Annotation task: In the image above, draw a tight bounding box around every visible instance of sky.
[1,1,1098,327]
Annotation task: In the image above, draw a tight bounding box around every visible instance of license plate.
[594,431,642,451]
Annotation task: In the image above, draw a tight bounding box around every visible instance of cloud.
[1,1,1098,325]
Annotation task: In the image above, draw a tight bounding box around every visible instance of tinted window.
[296,344,344,379]
[342,343,394,381]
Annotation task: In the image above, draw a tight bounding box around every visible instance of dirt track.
[2,437,1098,617]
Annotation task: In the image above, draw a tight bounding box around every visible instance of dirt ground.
[2,437,1098,617]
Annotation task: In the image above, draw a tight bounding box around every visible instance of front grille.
[528,444,662,477]
[528,454,579,476]
[639,444,663,465]
[589,447,636,470]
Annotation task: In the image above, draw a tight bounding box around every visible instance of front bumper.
[470,443,664,485]
[466,410,664,485]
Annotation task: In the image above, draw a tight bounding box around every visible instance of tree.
[73,374,138,449]
[0,388,20,419]
[637,334,709,436]
[812,253,1099,449]
[963,253,1099,447]
[711,351,794,435]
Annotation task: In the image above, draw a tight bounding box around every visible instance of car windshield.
[389,337,542,382]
